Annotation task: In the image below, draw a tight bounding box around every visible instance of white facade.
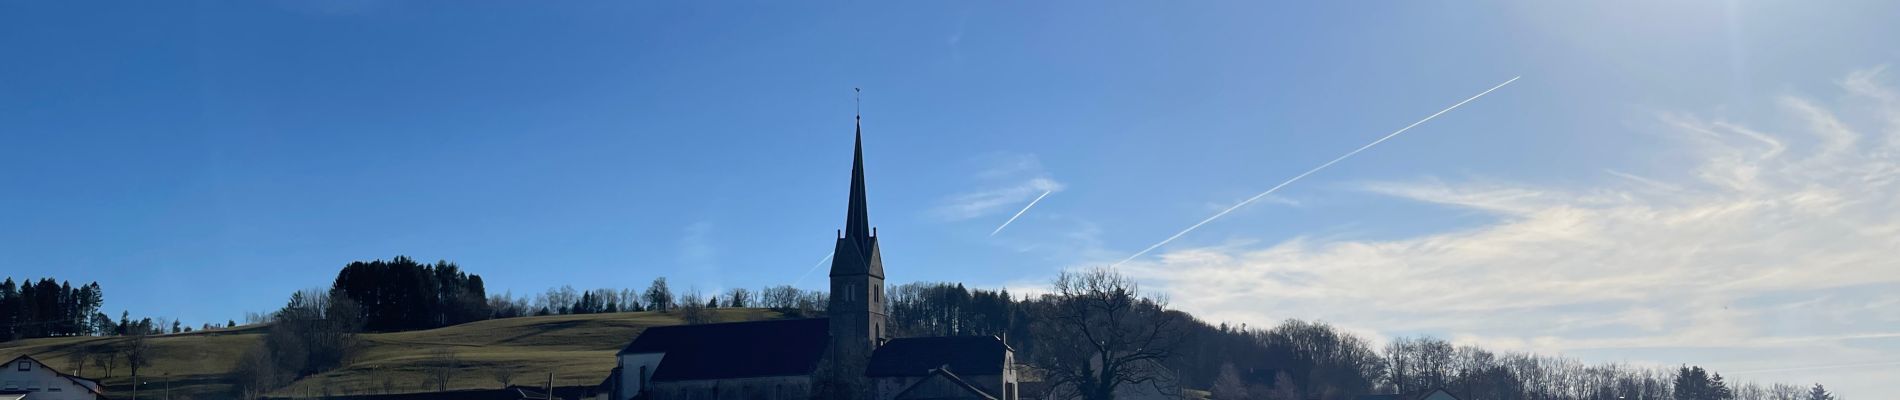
[614,352,665,400]
[0,356,104,400]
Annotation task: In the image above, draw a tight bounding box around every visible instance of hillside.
[0,308,783,399]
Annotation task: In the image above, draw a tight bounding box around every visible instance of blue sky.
[4,0,1899,395]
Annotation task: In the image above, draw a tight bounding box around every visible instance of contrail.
[1112,76,1520,267]
[791,251,834,287]
[991,190,1054,236]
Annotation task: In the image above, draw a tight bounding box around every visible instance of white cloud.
[1114,68,1900,393]
[933,153,1066,221]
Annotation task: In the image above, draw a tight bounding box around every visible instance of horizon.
[4,1,1898,396]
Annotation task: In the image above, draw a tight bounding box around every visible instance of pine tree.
[1712,372,1733,400]
[1807,384,1833,400]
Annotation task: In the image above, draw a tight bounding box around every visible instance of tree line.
[868,273,1838,400]
[330,256,491,331]
[487,278,831,321]
[0,278,106,339]
[0,277,206,340]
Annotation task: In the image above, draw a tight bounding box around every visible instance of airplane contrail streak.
[792,251,834,287]
[991,190,1054,236]
[1112,76,1521,267]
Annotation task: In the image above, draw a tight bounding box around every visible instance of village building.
[602,117,1018,400]
[0,355,106,400]
[1356,388,1461,400]
[866,336,1017,400]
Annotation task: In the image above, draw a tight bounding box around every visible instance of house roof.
[3,354,105,396]
[893,368,998,400]
[616,318,831,381]
[866,336,1010,377]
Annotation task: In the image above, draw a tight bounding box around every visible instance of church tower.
[827,114,888,393]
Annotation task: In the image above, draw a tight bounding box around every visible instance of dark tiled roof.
[866,336,1010,377]
[616,318,831,381]
[258,386,585,400]
[893,368,998,400]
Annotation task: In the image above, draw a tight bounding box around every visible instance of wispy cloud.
[1114,69,1900,392]
[935,153,1066,222]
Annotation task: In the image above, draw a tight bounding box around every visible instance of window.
[16,360,28,371]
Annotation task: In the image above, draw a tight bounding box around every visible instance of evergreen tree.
[643,277,674,312]
[1807,384,1833,400]
[330,256,493,331]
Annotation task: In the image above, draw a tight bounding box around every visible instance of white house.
[0,355,106,400]
[610,318,829,400]
[866,336,1018,400]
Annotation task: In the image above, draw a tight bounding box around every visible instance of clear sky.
[4,0,1898,395]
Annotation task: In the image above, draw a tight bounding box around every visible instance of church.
[603,118,1021,400]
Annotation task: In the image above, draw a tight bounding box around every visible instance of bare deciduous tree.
[124,333,155,398]
[91,349,117,378]
[426,348,461,392]
[492,368,518,388]
[1028,267,1187,400]
[678,290,714,324]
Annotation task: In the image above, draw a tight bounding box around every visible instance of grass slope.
[0,308,782,399]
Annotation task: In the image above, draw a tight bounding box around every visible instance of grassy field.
[0,308,784,399]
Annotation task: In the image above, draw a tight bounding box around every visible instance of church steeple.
[844,118,871,241]
[831,92,884,279]
[826,96,889,399]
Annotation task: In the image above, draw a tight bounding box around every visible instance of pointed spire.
[844,109,871,240]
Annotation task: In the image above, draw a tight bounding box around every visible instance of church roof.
[831,119,885,278]
[615,318,831,381]
[866,335,1012,377]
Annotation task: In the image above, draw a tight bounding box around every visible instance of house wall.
[872,349,1020,400]
[0,359,99,400]
[874,374,1008,400]
[648,375,810,400]
[615,352,665,400]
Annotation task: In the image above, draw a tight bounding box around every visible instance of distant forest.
[329,256,491,331]
[10,258,1843,400]
[2,277,229,341]
[0,278,106,339]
